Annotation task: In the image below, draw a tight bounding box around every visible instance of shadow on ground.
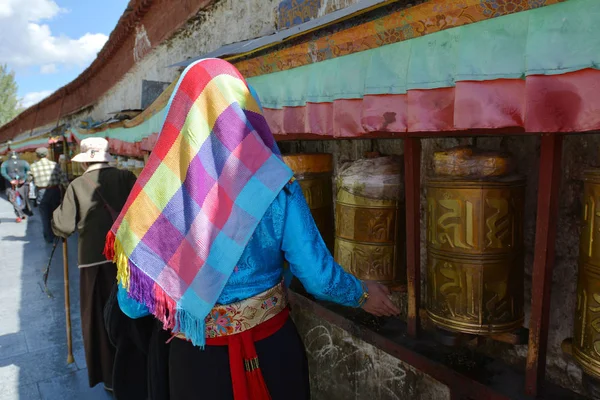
[0,195,111,400]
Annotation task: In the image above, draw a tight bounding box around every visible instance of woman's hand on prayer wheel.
[361,281,401,317]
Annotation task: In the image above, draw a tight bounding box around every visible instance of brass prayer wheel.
[426,150,525,335]
[283,153,334,251]
[573,170,600,379]
[334,156,405,288]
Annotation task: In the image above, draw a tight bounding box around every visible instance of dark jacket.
[1,159,30,182]
[52,165,137,267]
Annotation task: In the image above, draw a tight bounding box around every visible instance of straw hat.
[72,138,115,163]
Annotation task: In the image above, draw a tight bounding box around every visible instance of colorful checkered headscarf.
[105,59,293,346]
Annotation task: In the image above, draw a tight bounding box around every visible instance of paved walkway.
[0,196,111,400]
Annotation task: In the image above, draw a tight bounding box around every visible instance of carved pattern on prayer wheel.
[573,170,600,379]
[333,156,405,288]
[283,153,334,251]
[426,178,525,335]
[335,189,402,284]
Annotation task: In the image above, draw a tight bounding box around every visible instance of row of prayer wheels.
[283,148,600,383]
[283,147,526,335]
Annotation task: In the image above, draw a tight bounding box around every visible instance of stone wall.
[281,134,600,396]
[291,305,451,400]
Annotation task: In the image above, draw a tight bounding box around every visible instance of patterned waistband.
[175,281,288,340]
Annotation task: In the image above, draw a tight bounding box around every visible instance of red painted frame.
[525,134,564,396]
[404,137,422,338]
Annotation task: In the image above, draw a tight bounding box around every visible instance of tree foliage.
[0,65,21,126]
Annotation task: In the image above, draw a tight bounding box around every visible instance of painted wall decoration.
[133,24,152,63]
[278,0,322,29]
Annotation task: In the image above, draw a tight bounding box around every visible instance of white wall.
[84,0,362,123]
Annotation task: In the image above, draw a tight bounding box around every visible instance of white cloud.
[0,0,108,70]
[40,63,57,74]
[20,90,53,108]
[0,0,60,20]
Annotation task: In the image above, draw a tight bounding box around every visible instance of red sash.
[177,307,290,400]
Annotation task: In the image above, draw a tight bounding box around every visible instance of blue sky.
[0,0,128,107]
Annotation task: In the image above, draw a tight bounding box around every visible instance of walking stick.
[41,237,61,298]
[62,237,75,364]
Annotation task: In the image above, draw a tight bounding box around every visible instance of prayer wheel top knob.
[433,146,514,178]
[282,153,333,174]
[337,156,403,201]
[584,169,600,182]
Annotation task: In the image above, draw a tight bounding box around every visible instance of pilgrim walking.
[28,147,69,243]
[1,151,32,222]
[52,137,152,397]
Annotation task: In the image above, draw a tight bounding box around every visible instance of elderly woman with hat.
[52,137,153,396]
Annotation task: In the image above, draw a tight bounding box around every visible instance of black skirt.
[112,314,158,400]
[148,320,171,400]
[104,282,171,400]
[80,263,117,388]
[168,318,310,400]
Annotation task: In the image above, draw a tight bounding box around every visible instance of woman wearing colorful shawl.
[107,58,400,400]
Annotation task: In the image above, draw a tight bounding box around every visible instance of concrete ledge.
[289,290,583,400]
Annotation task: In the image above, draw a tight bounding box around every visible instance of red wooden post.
[404,137,422,337]
[525,134,564,396]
